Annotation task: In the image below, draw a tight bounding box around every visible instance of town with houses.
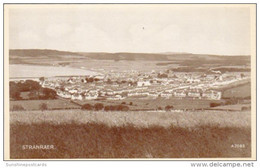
[39,69,250,102]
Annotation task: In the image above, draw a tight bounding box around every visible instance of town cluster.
[40,69,249,101]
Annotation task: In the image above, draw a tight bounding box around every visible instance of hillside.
[9,49,250,61]
[9,49,251,70]
[9,49,81,57]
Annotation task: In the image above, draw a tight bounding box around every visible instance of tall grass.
[10,122,251,159]
[10,110,251,128]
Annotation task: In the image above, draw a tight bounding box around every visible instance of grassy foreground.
[10,122,251,159]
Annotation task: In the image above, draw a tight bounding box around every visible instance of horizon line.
[9,48,251,57]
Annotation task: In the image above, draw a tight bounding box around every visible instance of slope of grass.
[10,110,251,128]
[222,83,251,98]
[10,122,251,159]
[10,99,80,111]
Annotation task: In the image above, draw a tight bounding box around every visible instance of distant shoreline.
[9,64,100,78]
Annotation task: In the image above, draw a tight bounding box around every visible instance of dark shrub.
[224,98,239,105]
[10,80,57,100]
[165,105,174,111]
[129,102,133,106]
[41,88,57,99]
[157,73,168,78]
[104,106,111,111]
[10,91,21,100]
[94,103,104,111]
[104,105,129,111]
[210,102,221,107]
[241,106,250,111]
[81,104,93,110]
[39,103,48,111]
[12,105,25,111]
[116,105,129,111]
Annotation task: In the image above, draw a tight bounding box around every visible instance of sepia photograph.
[4,4,256,160]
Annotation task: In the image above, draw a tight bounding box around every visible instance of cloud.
[18,30,40,42]
[12,30,41,48]
[45,23,73,38]
[66,23,115,52]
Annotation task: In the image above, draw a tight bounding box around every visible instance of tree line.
[81,103,130,111]
[10,80,57,100]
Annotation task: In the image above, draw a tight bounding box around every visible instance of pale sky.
[8,4,254,55]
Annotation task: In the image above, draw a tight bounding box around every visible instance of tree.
[210,102,221,107]
[24,80,41,91]
[157,73,168,78]
[10,90,21,100]
[81,104,93,110]
[39,77,45,82]
[165,105,174,111]
[9,80,57,100]
[157,107,162,110]
[240,73,245,78]
[60,86,65,91]
[28,91,38,100]
[86,77,94,83]
[94,103,104,111]
[42,88,57,99]
[116,105,129,111]
[109,105,116,111]
[39,103,48,111]
[104,106,111,111]
[10,82,21,100]
[12,105,25,111]
[106,78,113,84]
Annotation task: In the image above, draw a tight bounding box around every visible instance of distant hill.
[10,49,81,57]
[78,52,170,61]
[9,49,251,70]
[9,49,250,61]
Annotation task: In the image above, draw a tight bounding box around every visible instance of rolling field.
[10,99,80,111]
[222,82,251,98]
[10,122,251,158]
[10,110,251,128]
[210,104,251,111]
[9,100,251,159]
[74,97,224,111]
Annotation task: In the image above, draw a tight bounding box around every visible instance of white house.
[137,81,151,87]
[202,90,222,100]
[57,91,72,99]
[71,94,83,100]
[174,91,186,98]
[160,92,172,99]
[187,92,201,98]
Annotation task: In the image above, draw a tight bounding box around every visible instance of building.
[202,90,222,100]
[187,91,201,98]
[174,91,187,98]
[160,92,172,99]
[71,94,83,100]
[137,81,151,87]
